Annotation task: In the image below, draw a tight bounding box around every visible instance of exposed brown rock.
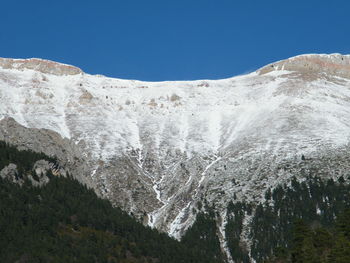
[258,54,350,79]
[0,57,82,76]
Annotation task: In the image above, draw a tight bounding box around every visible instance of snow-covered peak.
[0,57,82,76]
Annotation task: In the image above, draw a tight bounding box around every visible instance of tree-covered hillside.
[0,141,56,177]
[2,140,350,263]
[224,176,350,262]
[266,209,350,262]
[0,141,222,263]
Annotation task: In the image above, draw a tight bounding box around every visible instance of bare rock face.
[0,160,66,186]
[0,163,20,184]
[258,53,350,79]
[31,159,65,186]
[0,58,82,76]
[0,117,95,189]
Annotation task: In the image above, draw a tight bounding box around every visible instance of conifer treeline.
[0,141,221,263]
[224,176,350,262]
[0,141,56,174]
[267,209,350,262]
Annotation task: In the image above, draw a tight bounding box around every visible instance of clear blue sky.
[1,0,349,81]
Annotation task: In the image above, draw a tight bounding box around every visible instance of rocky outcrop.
[0,163,20,184]
[258,53,350,79]
[0,58,82,76]
[0,117,94,189]
[0,160,67,186]
[31,160,61,186]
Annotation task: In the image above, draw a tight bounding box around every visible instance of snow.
[218,210,234,263]
[153,183,162,203]
[240,213,254,257]
[317,207,322,215]
[91,166,99,177]
[199,156,222,185]
[169,202,192,239]
[2,63,349,164]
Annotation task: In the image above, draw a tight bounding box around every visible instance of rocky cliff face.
[0,160,63,186]
[1,54,350,261]
[0,117,94,189]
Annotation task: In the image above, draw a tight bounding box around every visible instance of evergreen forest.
[0,141,222,263]
[224,176,350,262]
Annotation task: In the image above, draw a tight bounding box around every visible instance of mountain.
[1,54,350,262]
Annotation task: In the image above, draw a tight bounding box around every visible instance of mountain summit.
[0,57,82,76]
[258,53,350,78]
[1,54,350,262]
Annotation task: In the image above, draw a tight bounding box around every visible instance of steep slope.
[1,54,350,261]
[0,141,223,263]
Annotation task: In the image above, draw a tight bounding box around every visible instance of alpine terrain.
[1,54,350,262]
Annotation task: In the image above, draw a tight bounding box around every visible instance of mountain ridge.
[1,53,349,80]
[0,57,82,76]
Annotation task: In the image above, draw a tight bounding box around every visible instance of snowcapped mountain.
[1,54,350,261]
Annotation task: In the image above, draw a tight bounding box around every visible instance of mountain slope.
[1,54,350,261]
[0,141,223,263]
